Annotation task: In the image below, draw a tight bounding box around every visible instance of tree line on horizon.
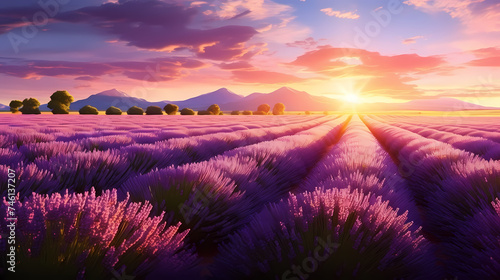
[9,91,287,115]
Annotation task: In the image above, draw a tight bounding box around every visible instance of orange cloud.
[290,46,445,74]
[467,47,500,67]
[289,46,449,99]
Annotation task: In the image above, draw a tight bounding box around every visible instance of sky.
[0,0,499,106]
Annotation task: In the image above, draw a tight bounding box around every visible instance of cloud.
[289,46,448,99]
[404,0,500,33]
[290,46,446,74]
[218,61,254,69]
[75,76,100,81]
[232,69,303,83]
[286,37,326,49]
[213,0,292,21]
[467,47,500,66]
[320,8,360,19]
[402,35,424,44]
[52,1,259,61]
[0,57,207,81]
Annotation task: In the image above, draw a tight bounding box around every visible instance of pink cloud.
[289,47,445,74]
[467,47,500,67]
[402,36,424,45]
[320,8,360,19]
[286,37,326,49]
[404,0,500,33]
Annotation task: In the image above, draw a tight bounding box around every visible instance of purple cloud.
[55,0,258,61]
[0,57,206,81]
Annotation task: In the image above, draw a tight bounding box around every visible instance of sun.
[343,92,361,103]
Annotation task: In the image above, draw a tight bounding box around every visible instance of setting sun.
[343,92,361,103]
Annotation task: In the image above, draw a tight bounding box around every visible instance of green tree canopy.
[164,104,179,115]
[9,100,23,113]
[106,106,122,115]
[198,110,213,115]
[180,108,195,115]
[207,104,220,115]
[257,104,271,114]
[127,106,144,115]
[79,105,99,115]
[272,103,285,115]
[145,106,163,115]
[48,90,74,114]
[20,98,41,114]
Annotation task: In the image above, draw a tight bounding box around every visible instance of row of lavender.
[377,118,500,160]
[214,116,438,279]
[379,115,500,143]
[1,115,352,279]
[0,115,331,198]
[0,115,320,149]
[3,114,499,279]
[362,115,500,279]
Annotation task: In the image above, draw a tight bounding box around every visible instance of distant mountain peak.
[209,87,240,96]
[94,89,130,97]
[272,86,305,95]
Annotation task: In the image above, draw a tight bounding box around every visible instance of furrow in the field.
[374,115,500,144]
[377,121,500,161]
[210,119,437,280]
[10,115,329,164]
[296,115,423,229]
[2,116,333,199]
[118,115,351,254]
[0,115,324,149]
[361,115,500,279]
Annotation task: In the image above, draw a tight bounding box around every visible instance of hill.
[173,88,244,110]
[220,87,342,111]
[40,89,167,111]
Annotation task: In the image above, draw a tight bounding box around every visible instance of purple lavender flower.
[0,188,196,279]
[213,188,433,280]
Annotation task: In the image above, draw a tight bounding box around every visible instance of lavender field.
[1,114,500,280]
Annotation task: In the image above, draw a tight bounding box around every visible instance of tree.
[164,104,179,115]
[20,98,41,114]
[106,106,122,115]
[197,110,213,115]
[9,100,23,113]
[207,104,220,115]
[242,110,253,115]
[231,110,240,115]
[272,103,285,115]
[253,111,266,115]
[257,104,270,114]
[180,108,195,115]
[48,90,74,114]
[146,106,163,115]
[304,111,311,115]
[127,106,144,115]
[219,112,224,115]
[79,105,99,115]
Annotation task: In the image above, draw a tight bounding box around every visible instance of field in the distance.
[1,114,500,279]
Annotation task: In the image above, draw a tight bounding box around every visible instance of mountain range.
[29,87,499,112]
